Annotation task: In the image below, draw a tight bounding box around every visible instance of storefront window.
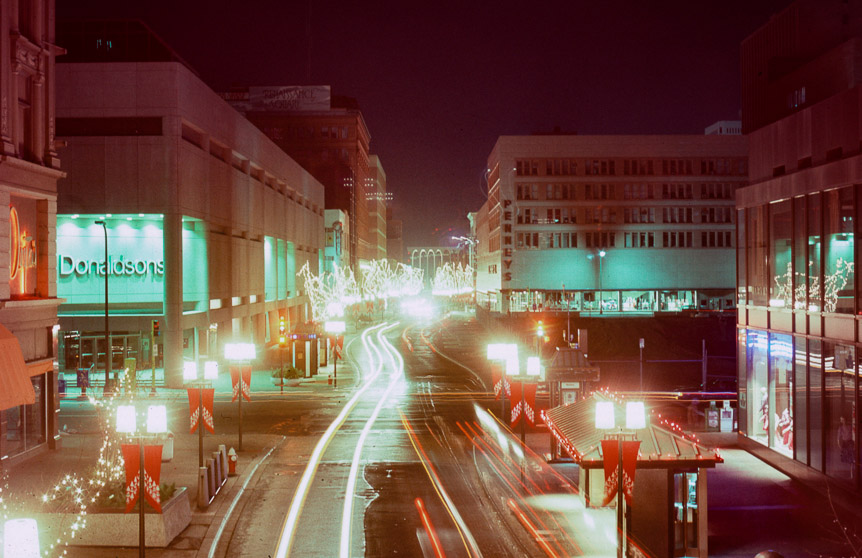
[747,206,768,307]
[737,209,746,306]
[747,329,769,445]
[808,194,823,312]
[769,200,792,308]
[3,375,46,458]
[794,336,808,464]
[621,290,653,311]
[769,333,793,456]
[824,341,856,482]
[809,339,823,471]
[823,187,854,313]
[793,197,807,309]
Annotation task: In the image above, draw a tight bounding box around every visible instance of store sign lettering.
[9,206,36,281]
[59,255,165,277]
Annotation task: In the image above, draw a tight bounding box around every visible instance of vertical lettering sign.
[502,199,513,283]
[9,205,37,294]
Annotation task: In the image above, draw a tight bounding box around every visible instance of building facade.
[475,135,747,315]
[365,154,388,261]
[55,21,324,387]
[224,87,385,270]
[324,209,349,274]
[0,0,64,463]
[736,0,862,496]
[386,207,403,264]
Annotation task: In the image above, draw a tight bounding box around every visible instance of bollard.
[212,451,224,491]
[207,457,216,502]
[219,445,228,482]
[228,447,238,476]
[197,466,209,508]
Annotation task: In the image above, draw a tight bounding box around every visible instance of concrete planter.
[35,486,191,547]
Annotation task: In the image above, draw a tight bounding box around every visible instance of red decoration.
[523,383,537,425]
[188,388,215,434]
[510,381,523,426]
[230,366,251,402]
[121,443,164,513]
[491,363,510,401]
[601,439,641,507]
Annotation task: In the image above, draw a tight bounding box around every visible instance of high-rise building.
[0,0,64,463]
[223,87,385,270]
[365,155,388,261]
[55,20,324,386]
[386,207,404,265]
[736,0,862,499]
[475,134,747,315]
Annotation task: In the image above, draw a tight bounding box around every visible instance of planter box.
[35,487,191,547]
[270,377,283,386]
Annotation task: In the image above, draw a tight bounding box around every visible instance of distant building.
[475,134,747,315]
[407,246,458,289]
[365,155,388,261]
[736,0,862,498]
[55,20,325,386]
[222,87,386,271]
[0,0,64,463]
[386,207,404,264]
[324,209,350,274]
[704,120,741,135]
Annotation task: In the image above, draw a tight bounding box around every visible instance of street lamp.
[116,403,168,557]
[183,360,218,467]
[94,220,112,392]
[225,342,255,451]
[324,320,346,387]
[595,400,646,558]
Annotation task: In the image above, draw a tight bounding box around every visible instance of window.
[516,160,539,176]
[663,231,693,248]
[701,231,732,248]
[625,232,654,248]
[585,232,614,248]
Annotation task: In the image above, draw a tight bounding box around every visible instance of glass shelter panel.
[737,209,746,306]
[808,194,822,312]
[823,341,856,482]
[769,332,793,457]
[747,206,768,307]
[747,329,769,446]
[809,339,823,471]
[794,336,808,464]
[793,196,807,309]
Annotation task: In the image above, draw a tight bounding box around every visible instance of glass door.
[673,471,699,557]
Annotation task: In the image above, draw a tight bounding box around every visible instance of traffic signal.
[152,319,160,337]
[537,320,544,338]
[279,316,286,346]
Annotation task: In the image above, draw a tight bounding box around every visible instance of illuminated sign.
[58,255,164,277]
[9,205,37,291]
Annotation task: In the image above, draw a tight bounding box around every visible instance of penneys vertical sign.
[502,199,513,283]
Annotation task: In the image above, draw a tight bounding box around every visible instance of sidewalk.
[4,355,358,557]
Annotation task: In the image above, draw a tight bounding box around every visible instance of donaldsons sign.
[58,254,164,277]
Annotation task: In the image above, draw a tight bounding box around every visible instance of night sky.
[57,0,792,247]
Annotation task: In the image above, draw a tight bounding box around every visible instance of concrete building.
[704,120,742,135]
[223,87,385,270]
[475,134,747,315]
[386,207,403,264]
[55,20,324,387]
[0,0,64,463]
[324,209,349,274]
[365,154,388,261]
[736,0,862,501]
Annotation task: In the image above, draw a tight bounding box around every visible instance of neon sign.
[9,205,37,286]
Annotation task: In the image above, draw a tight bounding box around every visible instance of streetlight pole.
[598,250,606,315]
[95,220,112,392]
[639,338,645,392]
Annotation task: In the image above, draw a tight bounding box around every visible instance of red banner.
[510,381,523,426]
[121,443,164,513]
[491,364,510,401]
[601,439,641,507]
[121,443,141,513]
[188,388,215,434]
[144,445,163,513]
[230,366,251,402]
[621,440,640,506]
[523,383,537,425]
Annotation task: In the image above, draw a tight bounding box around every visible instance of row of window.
[515,206,735,225]
[514,158,747,178]
[513,230,732,250]
[515,182,737,201]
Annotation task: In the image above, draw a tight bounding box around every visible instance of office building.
[475,134,747,315]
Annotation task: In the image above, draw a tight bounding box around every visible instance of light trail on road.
[273,322,387,558]
[339,322,402,558]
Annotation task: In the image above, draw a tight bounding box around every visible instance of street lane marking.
[273,323,387,558]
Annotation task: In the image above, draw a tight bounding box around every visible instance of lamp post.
[94,220,112,392]
[639,338,645,392]
[116,403,167,557]
[595,400,646,558]
[563,283,570,346]
[598,249,606,315]
[325,320,346,388]
[225,342,255,451]
[183,359,218,467]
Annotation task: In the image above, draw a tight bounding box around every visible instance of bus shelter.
[543,393,722,558]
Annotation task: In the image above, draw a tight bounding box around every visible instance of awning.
[0,324,35,411]
[543,392,722,469]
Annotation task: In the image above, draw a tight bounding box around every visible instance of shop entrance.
[61,332,141,376]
